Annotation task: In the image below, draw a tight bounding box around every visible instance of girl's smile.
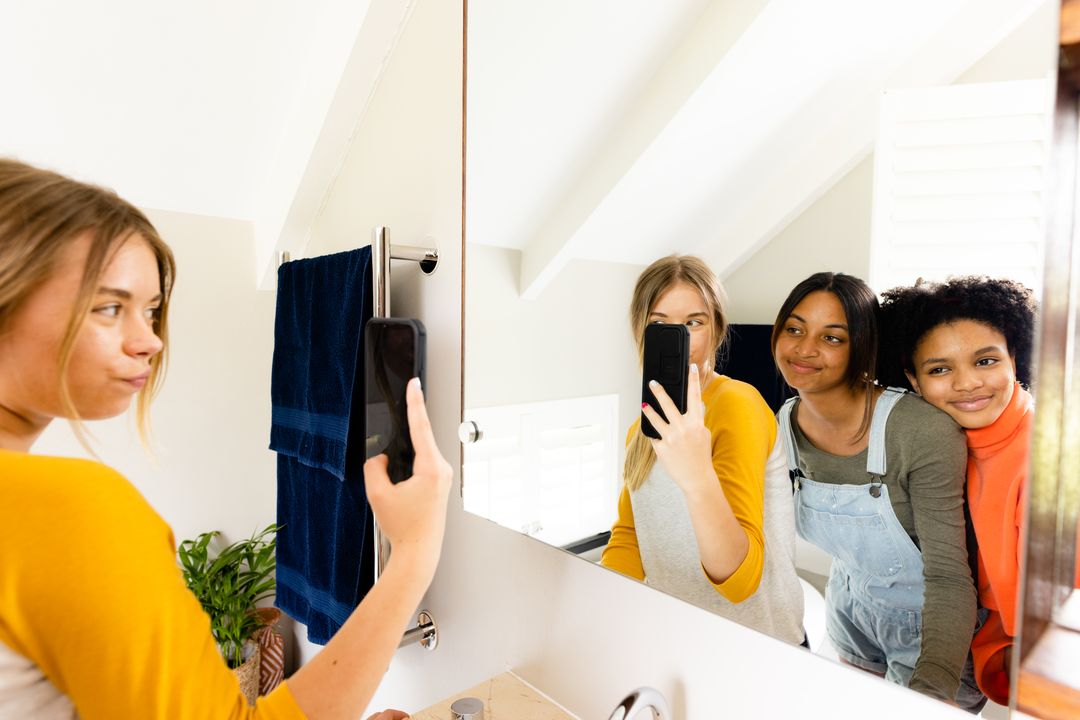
[774,290,851,394]
[907,319,1016,429]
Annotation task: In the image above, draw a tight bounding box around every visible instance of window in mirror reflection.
[869,80,1051,295]
[461,395,619,546]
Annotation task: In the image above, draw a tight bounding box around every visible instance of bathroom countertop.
[411,672,577,720]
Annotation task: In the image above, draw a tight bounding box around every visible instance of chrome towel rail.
[277,227,439,651]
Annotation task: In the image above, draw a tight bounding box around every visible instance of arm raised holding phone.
[642,365,750,585]
[0,160,455,719]
[289,377,453,720]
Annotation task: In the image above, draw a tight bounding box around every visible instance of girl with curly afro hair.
[878,276,1037,706]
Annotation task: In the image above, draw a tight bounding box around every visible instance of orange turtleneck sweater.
[966,381,1033,705]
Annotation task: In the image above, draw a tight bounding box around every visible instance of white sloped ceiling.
[465,0,1052,299]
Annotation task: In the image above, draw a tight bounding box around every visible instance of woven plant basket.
[234,644,261,706]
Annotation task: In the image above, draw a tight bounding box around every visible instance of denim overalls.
[778,389,925,685]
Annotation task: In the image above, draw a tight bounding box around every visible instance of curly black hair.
[877,276,1037,390]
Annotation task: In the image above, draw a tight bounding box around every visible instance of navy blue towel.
[270,247,374,644]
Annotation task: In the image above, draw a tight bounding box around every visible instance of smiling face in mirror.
[908,321,1016,429]
[773,291,852,397]
[463,0,1058,709]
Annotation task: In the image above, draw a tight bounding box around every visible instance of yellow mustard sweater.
[601,376,776,603]
[0,450,306,719]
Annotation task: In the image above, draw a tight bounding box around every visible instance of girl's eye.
[784,325,802,335]
[927,366,949,376]
[145,307,161,323]
[975,357,999,367]
[93,304,121,318]
[824,335,843,344]
[686,319,703,327]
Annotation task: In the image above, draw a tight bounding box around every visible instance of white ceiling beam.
[521,0,1048,295]
[564,0,971,270]
[517,0,770,300]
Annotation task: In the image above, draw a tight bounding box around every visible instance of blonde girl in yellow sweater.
[601,255,804,645]
[0,157,452,719]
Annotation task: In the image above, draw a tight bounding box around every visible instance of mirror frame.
[1016,4,1080,714]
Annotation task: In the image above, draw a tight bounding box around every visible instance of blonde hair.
[0,158,175,444]
[623,255,728,491]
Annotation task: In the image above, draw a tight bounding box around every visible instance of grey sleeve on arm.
[906,410,977,700]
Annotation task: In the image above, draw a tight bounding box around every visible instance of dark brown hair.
[771,272,879,440]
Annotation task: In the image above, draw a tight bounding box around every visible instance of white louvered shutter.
[870,79,1053,295]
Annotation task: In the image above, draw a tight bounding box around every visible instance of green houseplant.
[177,524,279,670]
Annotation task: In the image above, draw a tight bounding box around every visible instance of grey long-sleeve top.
[790,393,976,700]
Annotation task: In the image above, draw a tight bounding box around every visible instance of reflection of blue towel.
[270,247,374,644]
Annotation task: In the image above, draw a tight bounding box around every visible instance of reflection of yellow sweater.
[0,450,305,719]
[601,376,775,603]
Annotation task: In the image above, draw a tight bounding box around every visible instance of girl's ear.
[905,370,921,395]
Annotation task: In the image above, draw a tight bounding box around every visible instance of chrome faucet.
[608,687,670,720]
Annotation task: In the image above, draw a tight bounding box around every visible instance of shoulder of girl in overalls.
[882,390,965,443]
[884,389,941,422]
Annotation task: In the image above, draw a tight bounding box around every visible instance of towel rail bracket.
[399,609,438,651]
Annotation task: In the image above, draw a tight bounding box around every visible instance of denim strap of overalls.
[866,388,906,476]
[778,387,908,485]
[779,387,924,687]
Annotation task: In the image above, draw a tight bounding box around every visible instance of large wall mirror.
[463,0,1059,711]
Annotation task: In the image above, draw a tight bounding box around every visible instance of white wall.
[35,209,279,546]
[298,1,976,717]
[722,155,875,324]
[464,245,642,436]
[953,0,1057,85]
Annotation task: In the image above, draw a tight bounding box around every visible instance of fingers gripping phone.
[641,323,690,439]
[364,318,427,483]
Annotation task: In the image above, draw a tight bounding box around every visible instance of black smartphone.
[364,318,427,483]
[641,323,690,439]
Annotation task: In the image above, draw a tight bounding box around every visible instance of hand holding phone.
[364,318,427,483]
[641,323,690,439]
[362,376,453,577]
[641,364,717,497]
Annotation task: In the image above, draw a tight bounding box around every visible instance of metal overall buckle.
[869,477,883,498]
[790,468,806,492]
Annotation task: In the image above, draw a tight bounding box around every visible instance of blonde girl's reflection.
[772,272,977,707]
[600,255,805,646]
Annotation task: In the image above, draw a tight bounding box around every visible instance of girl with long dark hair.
[772,272,975,702]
